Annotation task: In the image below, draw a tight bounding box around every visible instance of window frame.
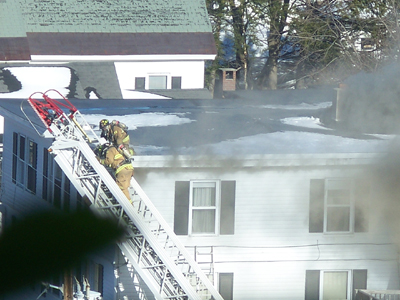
[42,148,71,211]
[319,270,351,300]
[12,132,37,194]
[306,269,366,300]
[188,180,221,236]
[148,75,168,90]
[323,178,354,234]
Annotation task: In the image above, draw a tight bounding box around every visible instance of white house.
[0,88,399,299]
[0,0,216,99]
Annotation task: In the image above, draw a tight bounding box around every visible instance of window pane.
[12,156,17,183]
[192,210,215,233]
[42,149,49,200]
[323,271,348,300]
[193,187,216,206]
[149,76,167,89]
[219,273,234,300]
[19,136,25,160]
[94,263,104,294]
[327,189,350,205]
[29,141,37,168]
[326,179,351,190]
[172,77,182,89]
[27,166,36,193]
[327,207,350,231]
[13,132,18,156]
[17,159,24,184]
[135,77,145,90]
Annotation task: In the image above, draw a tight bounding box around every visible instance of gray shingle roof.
[9,0,212,34]
[0,1,26,37]
[0,0,216,59]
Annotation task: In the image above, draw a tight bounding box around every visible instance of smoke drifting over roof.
[340,62,400,134]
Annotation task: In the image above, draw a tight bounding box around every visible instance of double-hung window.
[309,178,368,233]
[12,132,37,194]
[174,180,236,236]
[324,179,353,232]
[305,269,367,300]
[189,181,220,235]
[42,148,71,211]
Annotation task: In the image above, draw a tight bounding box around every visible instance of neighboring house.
[0,0,216,99]
[0,87,399,300]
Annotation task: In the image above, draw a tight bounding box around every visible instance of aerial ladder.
[23,90,223,300]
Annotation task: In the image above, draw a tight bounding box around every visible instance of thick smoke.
[340,62,400,134]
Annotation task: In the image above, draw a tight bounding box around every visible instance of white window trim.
[319,270,351,300]
[323,178,354,234]
[188,180,221,236]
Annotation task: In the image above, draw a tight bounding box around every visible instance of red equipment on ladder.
[28,90,77,127]
[22,90,223,300]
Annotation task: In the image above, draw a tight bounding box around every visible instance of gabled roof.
[0,0,216,60]
[17,0,212,33]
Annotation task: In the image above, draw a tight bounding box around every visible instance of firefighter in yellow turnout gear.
[94,143,134,200]
[99,119,134,157]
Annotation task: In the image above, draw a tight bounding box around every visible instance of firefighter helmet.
[99,119,109,129]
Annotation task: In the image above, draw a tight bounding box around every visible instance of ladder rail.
[51,141,164,299]
[50,137,223,300]
[25,93,223,300]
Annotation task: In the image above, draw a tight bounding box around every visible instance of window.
[189,181,219,234]
[172,76,182,89]
[42,148,71,210]
[135,77,145,90]
[174,180,235,236]
[219,273,234,300]
[305,270,367,300]
[309,178,368,233]
[225,71,234,80]
[93,263,104,295]
[12,132,37,194]
[322,271,349,300]
[325,179,352,232]
[149,75,167,89]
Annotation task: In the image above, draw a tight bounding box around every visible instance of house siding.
[0,117,120,299]
[1,120,51,217]
[1,101,398,299]
[134,162,400,299]
[115,60,206,92]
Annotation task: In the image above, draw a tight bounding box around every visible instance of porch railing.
[357,289,400,300]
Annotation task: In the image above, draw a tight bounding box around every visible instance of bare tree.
[256,0,291,90]
[290,0,400,87]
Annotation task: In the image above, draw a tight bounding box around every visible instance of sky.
[0,66,395,155]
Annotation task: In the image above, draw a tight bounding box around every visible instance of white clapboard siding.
[134,156,400,299]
